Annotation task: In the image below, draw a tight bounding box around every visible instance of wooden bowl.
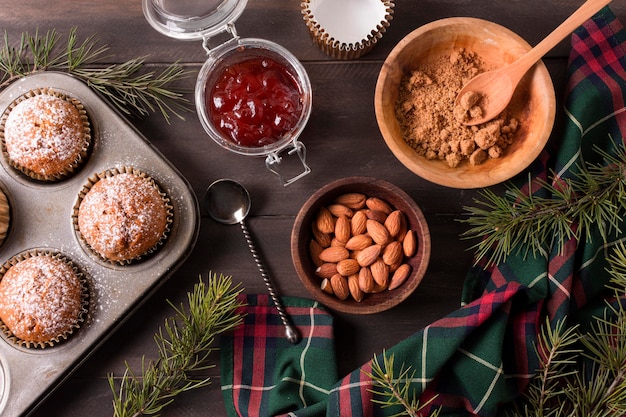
[291,177,430,314]
[375,17,556,188]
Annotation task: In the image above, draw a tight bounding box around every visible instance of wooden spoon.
[455,0,612,126]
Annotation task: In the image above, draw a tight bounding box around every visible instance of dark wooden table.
[1,0,624,415]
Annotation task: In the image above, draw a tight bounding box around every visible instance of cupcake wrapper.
[73,166,174,266]
[0,183,10,248]
[0,249,90,349]
[301,0,394,60]
[0,87,92,182]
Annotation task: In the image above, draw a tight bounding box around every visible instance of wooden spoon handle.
[510,0,612,82]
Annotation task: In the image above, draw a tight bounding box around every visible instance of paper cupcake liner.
[72,166,174,266]
[0,249,90,349]
[301,0,394,60]
[0,184,10,248]
[0,87,92,182]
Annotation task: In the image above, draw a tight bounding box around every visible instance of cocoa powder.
[395,48,520,167]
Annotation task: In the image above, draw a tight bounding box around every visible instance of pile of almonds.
[309,192,418,302]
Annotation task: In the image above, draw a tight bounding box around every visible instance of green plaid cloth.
[220,6,626,416]
[221,295,338,417]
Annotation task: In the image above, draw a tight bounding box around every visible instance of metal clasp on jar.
[265,140,311,187]
[201,22,240,55]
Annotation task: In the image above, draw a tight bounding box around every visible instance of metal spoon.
[205,179,300,344]
[455,0,611,126]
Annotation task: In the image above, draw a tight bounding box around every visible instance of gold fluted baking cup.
[302,0,394,60]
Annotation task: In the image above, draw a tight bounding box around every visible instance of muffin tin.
[0,72,200,416]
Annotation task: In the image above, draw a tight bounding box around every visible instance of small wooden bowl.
[375,17,556,188]
[291,177,431,314]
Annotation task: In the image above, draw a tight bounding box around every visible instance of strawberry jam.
[207,57,304,148]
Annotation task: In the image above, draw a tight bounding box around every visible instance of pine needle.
[364,350,441,417]
[108,273,245,417]
[0,27,192,123]
[459,142,626,267]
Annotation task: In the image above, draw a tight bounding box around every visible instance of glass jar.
[143,0,312,186]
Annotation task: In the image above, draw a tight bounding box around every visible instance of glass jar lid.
[142,0,248,40]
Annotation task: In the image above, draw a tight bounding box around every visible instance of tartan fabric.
[220,6,626,417]
[220,294,338,417]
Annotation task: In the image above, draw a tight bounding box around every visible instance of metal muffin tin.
[0,72,200,416]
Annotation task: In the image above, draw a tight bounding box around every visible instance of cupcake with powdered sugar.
[73,166,173,265]
[0,88,92,181]
[0,250,89,348]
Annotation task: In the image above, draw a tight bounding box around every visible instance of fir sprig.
[509,242,626,417]
[108,273,245,417]
[364,350,441,417]
[459,143,626,267]
[366,242,626,417]
[0,28,192,123]
[514,317,582,416]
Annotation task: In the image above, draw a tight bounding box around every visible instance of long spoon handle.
[509,0,612,83]
[240,221,301,344]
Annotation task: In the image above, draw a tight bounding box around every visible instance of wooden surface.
[0,0,622,415]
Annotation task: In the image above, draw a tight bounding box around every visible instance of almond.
[327,203,353,218]
[351,211,368,235]
[310,239,324,267]
[365,209,387,224]
[348,274,364,302]
[366,197,393,215]
[371,258,389,289]
[345,234,372,251]
[403,229,417,257]
[319,246,349,263]
[384,210,403,238]
[320,278,334,294]
[334,216,351,243]
[396,213,408,241]
[366,219,391,246]
[356,244,382,267]
[382,241,403,266]
[330,237,346,247]
[336,258,360,276]
[358,266,375,293]
[312,225,332,248]
[316,207,335,234]
[389,264,411,290]
[315,262,338,279]
[370,282,388,293]
[389,260,402,273]
[335,193,366,210]
[330,273,349,300]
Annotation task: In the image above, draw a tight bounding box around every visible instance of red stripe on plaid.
[570,25,626,140]
[511,303,541,381]
[232,304,247,417]
[248,308,269,415]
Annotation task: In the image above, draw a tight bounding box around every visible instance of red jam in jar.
[207,57,305,148]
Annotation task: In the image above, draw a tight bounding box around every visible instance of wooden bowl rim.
[374,17,556,189]
[291,176,431,314]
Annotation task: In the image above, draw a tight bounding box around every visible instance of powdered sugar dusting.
[0,256,82,343]
[77,173,169,262]
[4,94,88,176]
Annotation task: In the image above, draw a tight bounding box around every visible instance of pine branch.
[364,350,440,417]
[515,317,582,417]
[459,142,626,267]
[108,273,245,417]
[0,27,192,123]
[509,244,626,417]
[365,243,626,417]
